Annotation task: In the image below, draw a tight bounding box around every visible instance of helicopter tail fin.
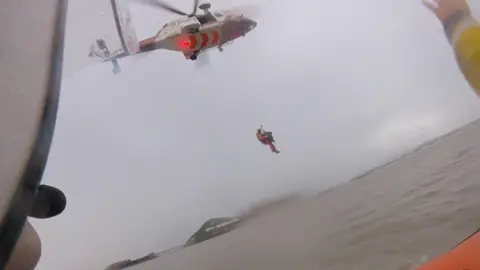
[88,43,126,74]
[87,0,138,74]
[111,58,121,74]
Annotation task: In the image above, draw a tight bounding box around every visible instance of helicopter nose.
[246,18,257,32]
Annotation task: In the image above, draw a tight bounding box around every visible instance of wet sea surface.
[129,119,480,270]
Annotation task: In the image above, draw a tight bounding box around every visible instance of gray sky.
[31,0,480,269]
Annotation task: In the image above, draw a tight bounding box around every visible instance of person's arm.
[424,0,480,94]
[446,12,480,93]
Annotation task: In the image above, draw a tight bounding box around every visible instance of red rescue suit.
[256,132,278,153]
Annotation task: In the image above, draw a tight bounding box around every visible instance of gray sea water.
[128,119,480,270]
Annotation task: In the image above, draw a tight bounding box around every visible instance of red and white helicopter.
[88,0,258,74]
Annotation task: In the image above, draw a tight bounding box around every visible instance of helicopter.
[88,0,258,74]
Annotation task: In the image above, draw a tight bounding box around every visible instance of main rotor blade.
[191,0,199,16]
[132,0,188,16]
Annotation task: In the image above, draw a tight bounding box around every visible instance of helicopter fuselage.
[137,12,257,60]
[88,1,258,73]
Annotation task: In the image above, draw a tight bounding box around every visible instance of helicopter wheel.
[190,55,197,61]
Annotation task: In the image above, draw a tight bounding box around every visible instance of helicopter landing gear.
[190,50,200,60]
[218,46,224,52]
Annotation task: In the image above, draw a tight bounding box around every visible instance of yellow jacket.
[451,16,480,94]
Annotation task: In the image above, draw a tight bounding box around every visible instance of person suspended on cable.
[256,127,280,154]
